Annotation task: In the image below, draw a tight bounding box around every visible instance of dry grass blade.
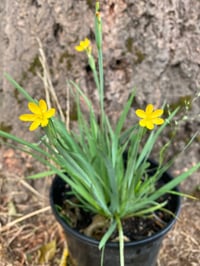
[20,179,45,199]
[0,206,50,233]
[36,38,65,122]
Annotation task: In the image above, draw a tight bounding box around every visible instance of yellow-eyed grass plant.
[0,2,200,266]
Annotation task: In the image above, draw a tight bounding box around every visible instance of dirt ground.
[0,147,199,266]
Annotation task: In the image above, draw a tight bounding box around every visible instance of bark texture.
[0,0,199,168]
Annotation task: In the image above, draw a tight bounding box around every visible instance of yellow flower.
[19,99,55,131]
[75,38,92,53]
[135,104,164,130]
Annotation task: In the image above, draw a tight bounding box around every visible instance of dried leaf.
[59,247,69,266]
[38,240,56,264]
[8,201,17,216]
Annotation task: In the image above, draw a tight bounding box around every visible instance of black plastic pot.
[50,163,181,266]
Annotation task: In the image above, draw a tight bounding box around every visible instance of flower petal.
[28,102,41,114]
[135,109,146,118]
[75,38,91,52]
[19,114,36,121]
[41,119,49,127]
[145,104,154,114]
[84,38,90,47]
[146,121,154,130]
[29,121,40,131]
[75,45,83,52]
[153,118,164,125]
[151,109,163,118]
[39,99,47,113]
[139,119,147,127]
[45,108,56,118]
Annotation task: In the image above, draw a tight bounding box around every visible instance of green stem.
[95,2,105,128]
[98,46,104,120]
[89,55,100,94]
[117,216,125,266]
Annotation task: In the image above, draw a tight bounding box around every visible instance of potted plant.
[0,2,199,266]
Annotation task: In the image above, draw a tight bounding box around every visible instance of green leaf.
[149,162,200,202]
[27,170,57,179]
[115,91,135,136]
[99,220,116,250]
[101,153,119,212]
[5,73,35,103]
[128,201,167,217]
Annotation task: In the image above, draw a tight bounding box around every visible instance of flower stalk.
[95,2,105,128]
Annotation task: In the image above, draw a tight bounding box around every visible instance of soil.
[0,147,199,266]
